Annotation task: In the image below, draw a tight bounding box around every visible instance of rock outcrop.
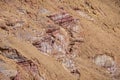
[0,0,120,80]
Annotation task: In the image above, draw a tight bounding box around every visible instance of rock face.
[0,0,120,80]
[0,46,44,80]
[0,60,17,80]
[94,54,116,73]
[0,46,27,62]
[94,54,114,68]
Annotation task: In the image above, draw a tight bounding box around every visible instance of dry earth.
[0,0,120,80]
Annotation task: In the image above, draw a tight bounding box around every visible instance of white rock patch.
[94,54,116,73]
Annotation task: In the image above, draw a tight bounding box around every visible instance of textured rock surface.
[0,0,120,80]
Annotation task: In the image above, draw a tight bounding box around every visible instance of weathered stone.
[0,46,27,62]
[17,60,43,80]
[62,58,76,72]
[0,70,18,78]
[94,54,115,68]
[0,61,17,80]
[32,27,68,55]
[47,12,75,26]
[94,54,116,74]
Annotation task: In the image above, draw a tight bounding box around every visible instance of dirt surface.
[0,0,120,80]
